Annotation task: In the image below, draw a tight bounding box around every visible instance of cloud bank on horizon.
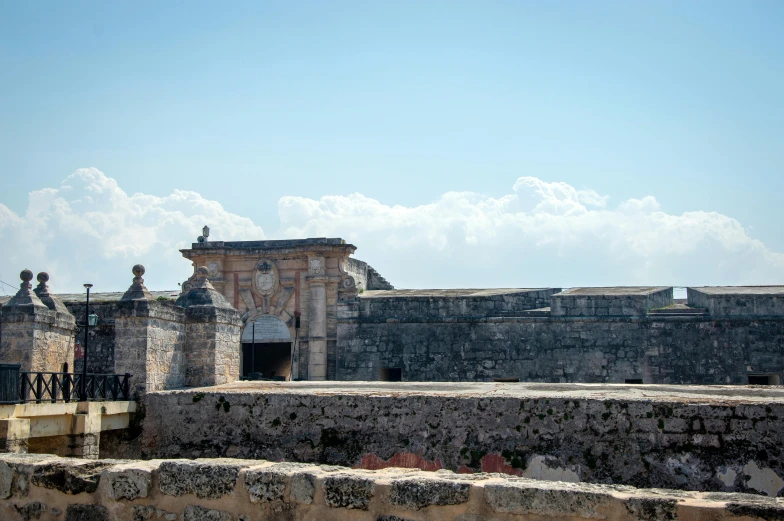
[1,168,782,294]
[0,168,264,294]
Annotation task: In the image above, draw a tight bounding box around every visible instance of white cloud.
[0,168,264,294]
[279,177,784,288]
[1,169,782,294]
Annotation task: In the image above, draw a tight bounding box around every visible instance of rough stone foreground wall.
[2,454,783,521]
[337,316,784,384]
[142,387,784,496]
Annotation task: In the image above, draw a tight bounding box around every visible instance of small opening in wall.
[493,378,520,383]
[380,367,402,382]
[748,374,781,385]
[625,379,644,384]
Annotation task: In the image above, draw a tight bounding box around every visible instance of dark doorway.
[380,367,402,382]
[242,342,291,380]
[748,374,781,385]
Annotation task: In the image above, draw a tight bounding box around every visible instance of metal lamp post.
[81,284,98,399]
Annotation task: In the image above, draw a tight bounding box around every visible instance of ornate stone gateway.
[180,238,359,380]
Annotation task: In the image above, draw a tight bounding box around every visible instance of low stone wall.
[2,453,783,521]
[141,383,784,496]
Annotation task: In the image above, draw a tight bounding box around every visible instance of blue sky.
[1,2,783,293]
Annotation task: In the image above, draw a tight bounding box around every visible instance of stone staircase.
[366,266,394,290]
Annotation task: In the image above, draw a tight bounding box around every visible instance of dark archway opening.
[242,342,291,380]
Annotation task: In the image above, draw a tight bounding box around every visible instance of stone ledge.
[0,454,782,521]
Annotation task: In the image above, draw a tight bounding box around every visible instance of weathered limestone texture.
[1,453,783,521]
[115,267,186,397]
[688,286,784,317]
[177,267,242,387]
[0,271,75,373]
[142,382,784,496]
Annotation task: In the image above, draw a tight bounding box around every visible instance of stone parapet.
[115,299,186,322]
[358,288,559,320]
[688,286,784,317]
[551,287,673,317]
[1,453,783,521]
[142,382,784,496]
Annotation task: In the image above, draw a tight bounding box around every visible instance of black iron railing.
[0,367,132,404]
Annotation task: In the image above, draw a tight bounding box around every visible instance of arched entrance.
[241,315,293,380]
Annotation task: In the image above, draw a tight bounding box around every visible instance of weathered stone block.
[290,472,316,504]
[30,461,111,495]
[65,504,109,521]
[182,505,232,521]
[386,477,470,510]
[323,473,375,510]
[244,466,287,503]
[158,460,240,499]
[484,480,614,518]
[103,463,152,500]
[624,496,678,521]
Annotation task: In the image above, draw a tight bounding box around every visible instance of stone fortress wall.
[337,286,784,385]
[3,235,783,389]
[4,251,784,388]
[4,453,784,521]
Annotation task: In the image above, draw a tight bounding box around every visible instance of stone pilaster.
[114,266,186,398]
[177,267,241,387]
[0,270,75,373]
[307,275,328,381]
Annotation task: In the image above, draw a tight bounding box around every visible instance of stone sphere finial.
[132,264,145,277]
[20,269,33,283]
[196,266,209,278]
[37,272,49,284]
